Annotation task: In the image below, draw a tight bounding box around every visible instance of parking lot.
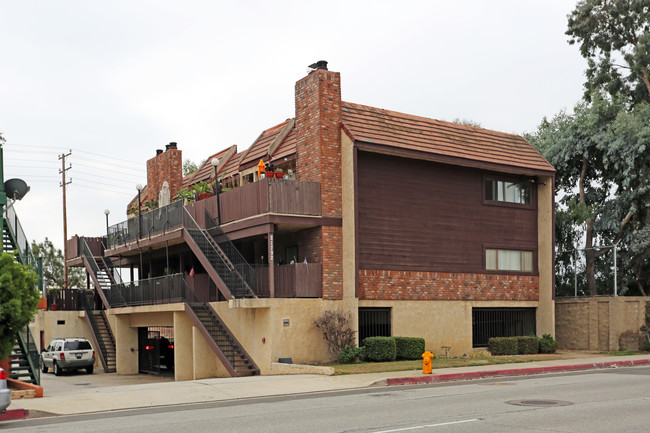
[38,369,174,397]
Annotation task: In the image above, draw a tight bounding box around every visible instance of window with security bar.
[358,307,391,343]
[472,308,536,347]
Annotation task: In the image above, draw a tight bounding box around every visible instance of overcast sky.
[1,1,586,252]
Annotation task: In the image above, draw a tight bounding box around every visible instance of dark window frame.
[483,244,538,275]
[472,307,536,347]
[483,176,536,209]
[358,307,392,343]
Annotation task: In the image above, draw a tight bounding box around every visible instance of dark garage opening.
[138,326,175,376]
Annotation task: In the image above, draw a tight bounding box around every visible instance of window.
[472,308,536,347]
[485,179,532,205]
[486,249,533,272]
[358,308,391,342]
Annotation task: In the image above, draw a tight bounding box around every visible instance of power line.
[74,149,142,167]
[73,155,142,171]
[72,182,134,196]
[74,170,143,184]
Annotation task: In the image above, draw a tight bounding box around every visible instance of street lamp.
[136,184,143,238]
[210,157,221,225]
[104,209,110,245]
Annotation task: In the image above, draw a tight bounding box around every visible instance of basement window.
[472,308,536,347]
[358,307,391,342]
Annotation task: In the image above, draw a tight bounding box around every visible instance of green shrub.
[487,337,518,355]
[362,337,396,362]
[538,334,558,354]
[642,341,650,352]
[338,345,365,363]
[516,336,539,354]
[394,337,425,360]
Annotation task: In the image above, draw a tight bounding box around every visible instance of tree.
[0,252,39,359]
[453,118,482,128]
[529,96,650,296]
[31,238,85,290]
[567,0,650,105]
[183,160,200,176]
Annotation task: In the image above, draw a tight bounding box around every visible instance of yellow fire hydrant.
[422,351,434,374]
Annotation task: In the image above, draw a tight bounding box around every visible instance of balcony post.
[268,228,275,298]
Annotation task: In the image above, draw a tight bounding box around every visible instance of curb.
[385,358,650,386]
[0,409,28,421]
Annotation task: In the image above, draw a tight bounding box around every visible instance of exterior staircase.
[183,294,259,377]
[8,326,40,385]
[78,237,118,373]
[81,292,116,373]
[181,208,256,299]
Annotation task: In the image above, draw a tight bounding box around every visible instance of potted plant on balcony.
[191,181,214,201]
[275,168,284,179]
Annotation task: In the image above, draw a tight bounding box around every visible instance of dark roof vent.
[308,60,328,71]
[156,149,163,155]
[166,142,177,150]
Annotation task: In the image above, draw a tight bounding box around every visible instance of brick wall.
[359,270,539,301]
[296,227,322,263]
[294,67,343,299]
[295,69,342,218]
[146,148,183,201]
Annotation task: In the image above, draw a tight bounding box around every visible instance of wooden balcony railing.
[254,263,322,298]
[187,179,321,226]
[66,236,104,260]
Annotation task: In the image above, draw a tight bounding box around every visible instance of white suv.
[41,338,96,376]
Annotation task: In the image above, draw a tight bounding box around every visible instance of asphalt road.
[4,366,650,432]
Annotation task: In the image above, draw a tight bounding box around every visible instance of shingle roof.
[341,101,554,174]
[182,146,237,187]
[239,120,294,170]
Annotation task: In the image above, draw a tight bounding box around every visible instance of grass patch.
[329,353,579,375]
[607,350,640,356]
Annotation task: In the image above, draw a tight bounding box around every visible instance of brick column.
[295,68,343,299]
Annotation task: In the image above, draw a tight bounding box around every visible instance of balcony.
[105,179,321,250]
[254,263,322,298]
[187,178,321,226]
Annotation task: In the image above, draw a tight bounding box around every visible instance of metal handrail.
[107,201,183,249]
[107,274,186,308]
[204,209,256,293]
[182,208,254,298]
[17,325,40,386]
[3,205,38,267]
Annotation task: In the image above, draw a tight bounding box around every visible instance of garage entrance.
[138,326,174,376]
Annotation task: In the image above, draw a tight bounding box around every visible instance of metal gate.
[138,328,161,374]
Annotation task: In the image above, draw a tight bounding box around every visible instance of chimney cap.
[156,149,163,155]
[308,60,328,71]
[166,142,178,150]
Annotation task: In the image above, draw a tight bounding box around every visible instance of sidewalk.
[6,353,650,418]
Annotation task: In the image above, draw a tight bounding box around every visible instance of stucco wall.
[360,299,539,357]
[555,297,649,351]
[30,310,101,368]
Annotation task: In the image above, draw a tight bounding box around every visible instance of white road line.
[372,419,481,432]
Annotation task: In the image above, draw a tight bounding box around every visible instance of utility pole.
[59,151,72,289]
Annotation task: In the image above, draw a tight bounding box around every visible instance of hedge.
[487,337,518,355]
[394,337,425,360]
[362,337,396,362]
[516,336,539,354]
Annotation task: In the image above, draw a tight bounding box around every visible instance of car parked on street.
[41,338,96,376]
[0,367,11,413]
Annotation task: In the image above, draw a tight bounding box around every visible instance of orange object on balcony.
[257,159,266,177]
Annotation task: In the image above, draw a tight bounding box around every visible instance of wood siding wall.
[187,179,321,226]
[357,151,538,273]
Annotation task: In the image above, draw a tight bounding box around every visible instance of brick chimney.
[146,142,183,202]
[295,61,342,218]
[295,61,343,300]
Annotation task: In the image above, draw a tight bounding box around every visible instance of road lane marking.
[372,419,481,432]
